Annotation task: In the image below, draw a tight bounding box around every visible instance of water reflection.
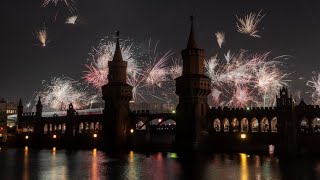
[23,146,28,180]
[1,148,320,179]
[92,148,97,180]
[239,153,248,180]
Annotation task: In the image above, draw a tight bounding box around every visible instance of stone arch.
[213,118,221,132]
[90,122,95,132]
[95,122,100,132]
[231,118,239,132]
[260,117,269,132]
[271,117,277,133]
[49,124,52,133]
[79,122,84,133]
[241,118,249,132]
[44,124,48,134]
[58,124,62,131]
[300,117,308,133]
[312,117,320,133]
[136,121,146,130]
[223,118,229,132]
[251,118,259,132]
[62,123,66,133]
[85,122,89,133]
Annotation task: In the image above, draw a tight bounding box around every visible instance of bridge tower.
[17,98,23,121]
[276,87,297,154]
[34,97,43,134]
[175,17,211,150]
[102,31,133,149]
[36,97,42,118]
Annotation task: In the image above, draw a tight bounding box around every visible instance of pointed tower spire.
[37,96,41,105]
[18,98,22,106]
[187,16,198,49]
[112,30,123,62]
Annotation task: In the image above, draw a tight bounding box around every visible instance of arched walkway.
[213,118,221,132]
[251,118,259,132]
[241,118,249,132]
[271,117,277,133]
[260,117,269,132]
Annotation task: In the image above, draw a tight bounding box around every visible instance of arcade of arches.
[213,117,277,133]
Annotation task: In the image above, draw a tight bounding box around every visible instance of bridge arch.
[213,118,221,132]
[62,123,66,133]
[260,117,269,132]
[44,124,48,134]
[231,118,239,132]
[312,117,320,133]
[79,122,84,133]
[300,117,308,133]
[241,118,249,132]
[251,118,259,132]
[223,118,229,132]
[271,117,277,133]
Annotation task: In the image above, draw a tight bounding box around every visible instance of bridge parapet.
[22,112,36,117]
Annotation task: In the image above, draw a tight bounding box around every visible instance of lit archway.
[95,122,100,132]
[241,118,249,132]
[300,118,308,133]
[312,117,320,133]
[213,118,221,132]
[223,118,229,132]
[90,122,94,133]
[251,118,259,132]
[260,118,269,132]
[271,117,277,133]
[231,118,239,132]
[43,124,48,134]
[79,122,84,133]
[62,123,66,133]
[85,122,89,133]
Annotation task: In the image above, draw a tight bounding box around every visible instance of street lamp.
[53,135,57,139]
[93,133,97,138]
[25,135,29,140]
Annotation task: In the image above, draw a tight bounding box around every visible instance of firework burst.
[42,0,76,12]
[215,31,225,48]
[65,15,78,24]
[37,76,94,111]
[83,38,138,88]
[236,10,266,38]
[145,40,173,88]
[307,73,320,105]
[205,52,290,107]
[34,24,49,47]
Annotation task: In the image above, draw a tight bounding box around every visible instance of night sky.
[1,0,320,104]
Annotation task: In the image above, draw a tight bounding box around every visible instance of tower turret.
[175,17,211,150]
[17,98,23,121]
[102,31,133,149]
[36,96,42,118]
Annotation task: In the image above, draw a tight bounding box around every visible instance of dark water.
[0,147,319,180]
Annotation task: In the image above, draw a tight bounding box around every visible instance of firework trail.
[215,32,225,48]
[236,10,266,38]
[145,40,174,88]
[224,50,234,64]
[205,52,290,107]
[65,15,78,24]
[34,24,49,47]
[37,76,94,111]
[42,0,76,12]
[307,73,320,105]
[227,85,253,108]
